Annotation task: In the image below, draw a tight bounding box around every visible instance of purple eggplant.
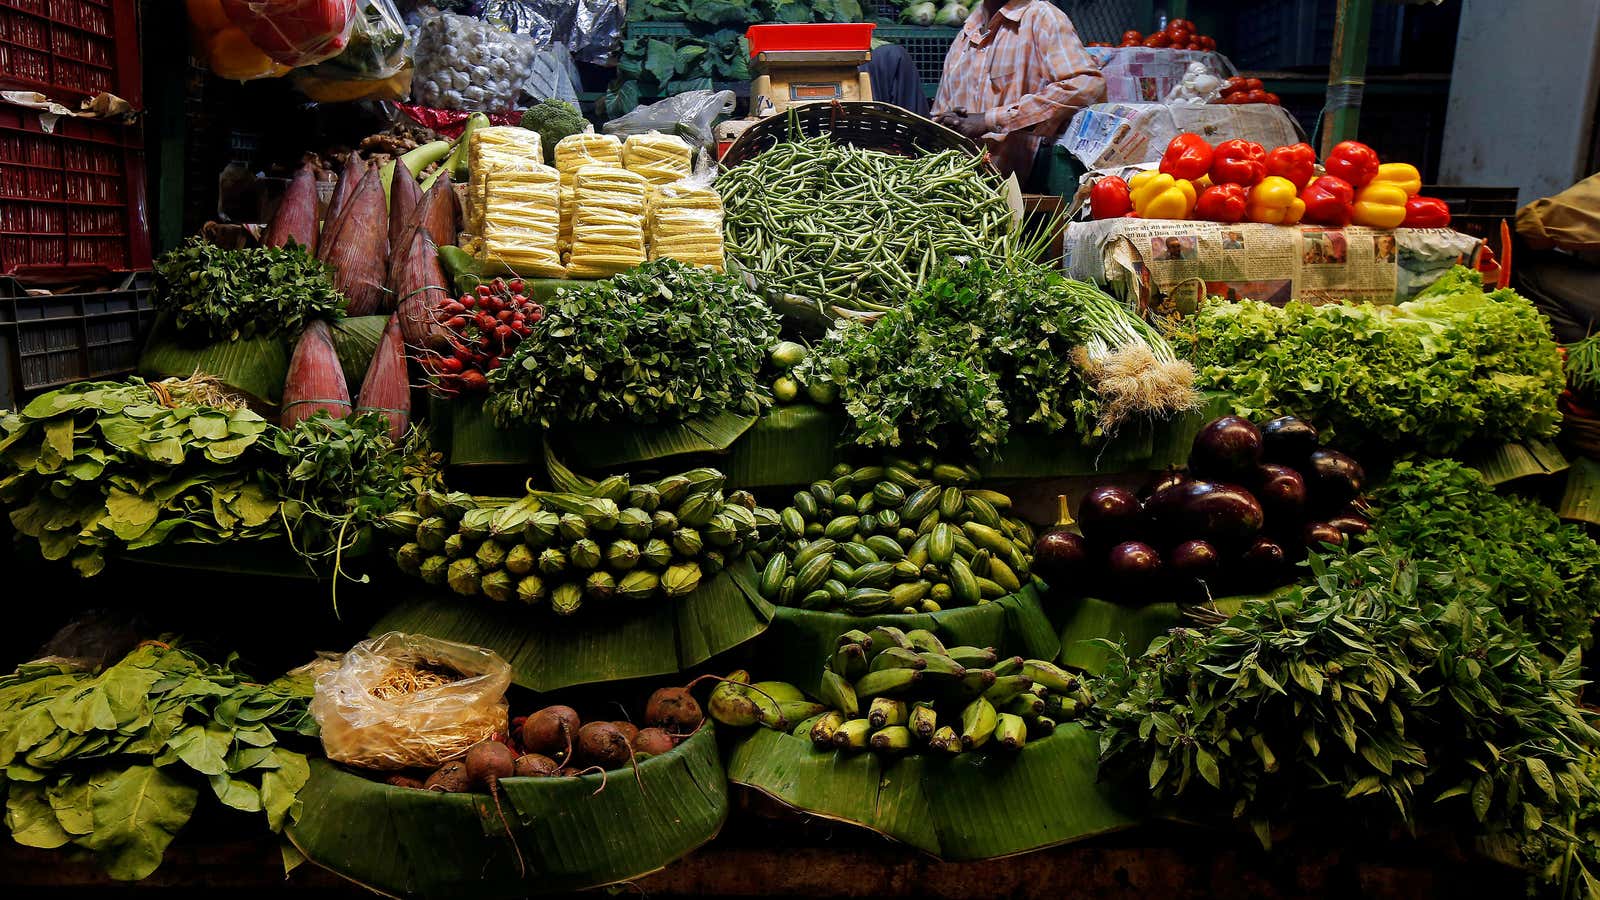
[1190,415,1264,480]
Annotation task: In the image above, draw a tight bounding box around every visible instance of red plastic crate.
[0,0,140,107]
[746,23,876,57]
[0,103,150,281]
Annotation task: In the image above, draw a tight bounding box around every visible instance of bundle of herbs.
[795,260,1195,455]
[1175,267,1564,454]
[153,239,346,343]
[0,641,316,880]
[486,259,779,428]
[1092,547,1600,892]
[1362,459,1600,656]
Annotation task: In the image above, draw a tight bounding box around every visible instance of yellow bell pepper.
[1371,162,1421,197]
[1351,182,1409,229]
[1129,171,1197,220]
[1245,176,1305,225]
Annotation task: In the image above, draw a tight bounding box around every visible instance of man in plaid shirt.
[932,0,1105,185]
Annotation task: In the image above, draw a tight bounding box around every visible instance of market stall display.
[9,28,1600,894]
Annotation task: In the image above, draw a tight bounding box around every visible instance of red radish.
[265,165,319,255]
[319,164,390,316]
[355,314,410,441]
[281,320,351,427]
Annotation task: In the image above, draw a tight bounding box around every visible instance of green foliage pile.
[486,260,779,428]
[1093,548,1600,885]
[1364,459,1600,655]
[1177,267,1564,453]
[153,239,346,343]
[0,643,315,880]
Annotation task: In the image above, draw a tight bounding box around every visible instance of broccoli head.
[520,99,588,165]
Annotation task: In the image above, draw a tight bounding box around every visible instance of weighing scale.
[746,23,876,117]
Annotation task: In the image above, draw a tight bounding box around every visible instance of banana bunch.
[647,182,724,271]
[622,132,693,185]
[393,467,780,615]
[749,459,1036,614]
[566,164,647,278]
[810,626,1088,756]
[707,670,825,731]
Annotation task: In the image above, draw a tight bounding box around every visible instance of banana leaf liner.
[722,405,846,489]
[138,314,290,409]
[978,393,1233,480]
[1558,456,1600,526]
[288,724,727,899]
[371,557,775,692]
[548,410,758,470]
[1462,439,1568,485]
[1053,587,1293,674]
[760,585,1059,698]
[726,724,1140,861]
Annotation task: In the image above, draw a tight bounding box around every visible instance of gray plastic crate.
[0,271,154,409]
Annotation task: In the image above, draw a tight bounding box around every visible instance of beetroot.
[645,687,703,734]
[521,705,580,762]
[633,727,677,758]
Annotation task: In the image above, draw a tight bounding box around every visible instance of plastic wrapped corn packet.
[477,161,565,278]
[623,131,694,185]
[567,164,646,278]
[555,132,623,187]
[648,172,724,271]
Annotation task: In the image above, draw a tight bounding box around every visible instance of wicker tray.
[721,100,985,168]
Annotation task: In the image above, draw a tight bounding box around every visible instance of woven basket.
[721,101,986,169]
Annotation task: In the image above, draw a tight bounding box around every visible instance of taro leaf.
[189,413,231,441]
[262,748,311,831]
[210,774,264,813]
[48,684,117,735]
[105,489,160,541]
[82,765,199,881]
[165,722,233,777]
[644,39,679,87]
[47,777,94,836]
[5,783,71,849]
[41,418,74,470]
[232,484,282,529]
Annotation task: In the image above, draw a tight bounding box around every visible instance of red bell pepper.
[1402,195,1452,229]
[1195,183,1248,223]
[1159,133,1214,182]
[1265,143,1316,187]
[1210,140,1267,186]
[1300,176,1355,227]
[1090,176,1133,220]
[1324,141,1380,188]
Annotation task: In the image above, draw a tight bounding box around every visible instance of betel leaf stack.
[394,467,779,613]
[749,459,1035,614]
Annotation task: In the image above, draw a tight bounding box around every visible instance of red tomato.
[1263,92,1281,105]
[1242,78,1264,92]
[1169,19,1193,31]
[1241,90,1270,104]
[1122,30,1143,43]
[1166,23,1191,42]
[1144,33,1172,47]
[1198,36,1216,50]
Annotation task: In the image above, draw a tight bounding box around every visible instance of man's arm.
[984,11,1105,137]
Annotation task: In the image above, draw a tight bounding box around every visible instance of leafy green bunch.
[154,238,346,343]
[1175,267,1564,454]
[628,0,862,28]
[0,642,315,880]
[0,379,282,576]
[1093,547,1600,878]
[1363,459,1600,655]
[485,259,780,429]
[798,260,1120,454]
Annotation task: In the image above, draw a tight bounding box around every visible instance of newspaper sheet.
[1059,102,1306,171]
[1061,219,1485,313]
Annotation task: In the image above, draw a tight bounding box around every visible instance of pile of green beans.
[719,136,1013,322]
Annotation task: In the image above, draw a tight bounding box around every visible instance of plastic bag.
[622,132,693,185]
[567,163,646,278]
[188,0,290,81]
[311,632,512,771]
[218,0,358,67]
[1163,61,1225,105]
[477,0,572,47]
[412,10,576,111]
[603,90,736,157]
[648,171,724,271]
[569,0,624,66]
[291,0,410,102]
